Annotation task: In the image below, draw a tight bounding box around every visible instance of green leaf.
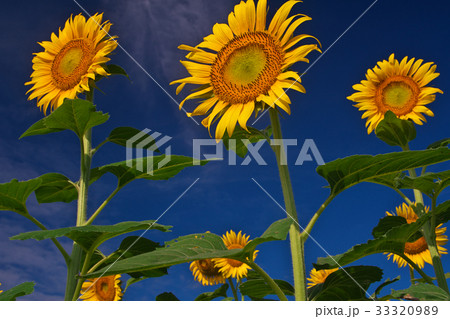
[117,236,168,279]
[195,284,229,301]
[371,216,422,243]
[375,111,416,147]
[435,200,450,225]
[0,282,35,301]
[317,148,450,196]
[243,218,293,253]
[85,218,292,278]
[11,220,171,251]
[239,279,294,298]
[104,64,129,79]
[222,126,271,158]
[428,138,450,149]
[388,283,450,301]
[20,99,109,139]
[309,266,383,301]
[124,277,146,293]
[314,213,430,269]
[34,173,77,204]
[374,277,400,299]
[90,155,209,187]
[106,127,160,152]
[0,178,42,215]
[155,292,179,301]
[394,170,450,198]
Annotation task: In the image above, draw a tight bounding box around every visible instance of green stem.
[394,189,413,206]
[228,278,239,301]
[25,213,70,265]
[269,108,306,301]
[301,195,335,242]
[72,248,95,301]
[85,186,121,225]
[87,253,116,274]
[246,260,288,301]
[409,266,415,285]
[401,144,449,293]
[400,253,434,285]
[65,92,94,301]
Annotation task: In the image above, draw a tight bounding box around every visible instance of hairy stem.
[228,278,239,301]
[301,195,335,242]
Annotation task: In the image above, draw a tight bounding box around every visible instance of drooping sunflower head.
[307,268,338,288]
[171,0,321,140]
[25,13,118,114]
[80,274,123,301]
[189,258,226,286]
[347,53,443,134]
[386,203,448,269]
[214,230,258,281]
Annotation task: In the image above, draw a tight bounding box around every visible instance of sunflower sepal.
[20,99,109,139]
[375,111,416,148]
[222,125,272,158]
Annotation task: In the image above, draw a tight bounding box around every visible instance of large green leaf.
[314,214,430,269]
[105,127,159,152]
[372,216,422,243]
[34,173,78,204]
[222,126,271,158]
[435,200,450,225]
[239,279,294,299]
[90,155,209,187]
[85,218,292,278]
[428,138,450,149]
[387,283,450,301]
[0,178,42,215]
[317,148,450,196]
[155,292,179,301]
[195,284,229,301]
[375,111,416,147]
[20,99,109,139]
[0,282,35,301]
[309,266,383,301]
[11,220,171,251]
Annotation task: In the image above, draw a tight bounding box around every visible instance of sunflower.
[386,203,448,268]
[347,54,443,134]
[79,275,123,301]
[190,259,226,286]
[25,13,118,114]
[307,268,338,288]
[214,230,258,281]
[171,0,320,140]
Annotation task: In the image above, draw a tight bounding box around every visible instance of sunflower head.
[386,203,448,268]
[80,274,123,301]
[347,53,442,134]
[25,13,118,114]
[307,268,338,288]
[214,230,258,281]
[171,0,320,141]
[189,259,226,286]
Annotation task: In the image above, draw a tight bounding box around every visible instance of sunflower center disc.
[51,39,94,90]
[210,31,284,104]
[405,236,428,255]
[375,75,419,115]
[95,277,115,300]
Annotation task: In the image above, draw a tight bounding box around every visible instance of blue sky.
[0,0,449,300]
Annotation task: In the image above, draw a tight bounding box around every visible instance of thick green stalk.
[402,145,449,293]
[65,91,94,301]
[269,108,306,301]
[64,128,93,300]
[246,260,288,301]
